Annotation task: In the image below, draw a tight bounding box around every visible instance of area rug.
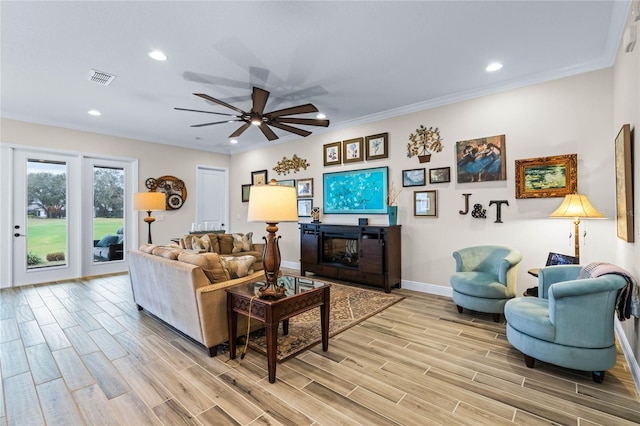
[246,282,404,361]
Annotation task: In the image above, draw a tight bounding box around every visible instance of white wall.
[0,119,231,283]
[612,11,640,370]
[230,69,616,295]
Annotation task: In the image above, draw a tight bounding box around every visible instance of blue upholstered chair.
[504,265,626,383]
[450,245,522,322]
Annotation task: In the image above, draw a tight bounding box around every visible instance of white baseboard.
[615,320,640,394]
[401,279,453,297]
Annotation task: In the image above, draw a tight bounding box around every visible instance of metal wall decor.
[146,175,187,210]
[272,154,310,175]
[407,125,443,163]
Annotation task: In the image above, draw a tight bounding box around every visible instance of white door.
[12,150,80,285]
[195,167,228,232]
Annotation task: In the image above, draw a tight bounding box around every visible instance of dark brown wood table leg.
[320,287,330,351]
[265,321,279,383]
[228,298,238,360]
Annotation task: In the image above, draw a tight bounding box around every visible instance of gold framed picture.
[342,137,364,163]
[515,154,577,199]
[615,124,634,242]
[414,190,437,217]
[323,141,342,166]
[365,132,388,160]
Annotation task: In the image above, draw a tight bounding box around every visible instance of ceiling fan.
[175,86,329,141]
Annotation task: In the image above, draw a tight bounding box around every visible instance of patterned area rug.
[247,282,404,361]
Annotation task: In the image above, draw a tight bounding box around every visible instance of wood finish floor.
[1,272,639,425]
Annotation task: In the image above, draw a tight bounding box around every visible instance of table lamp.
[134,192,166,244]
[549,193,605,259]
[247,179,298,299]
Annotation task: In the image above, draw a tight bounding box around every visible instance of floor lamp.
[134,192,166,244]
[549,193,605,260]
[247,180,298,299]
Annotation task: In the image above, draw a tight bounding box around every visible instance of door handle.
[14,233,26,237]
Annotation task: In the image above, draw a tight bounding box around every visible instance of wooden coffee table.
[226,275,330,383]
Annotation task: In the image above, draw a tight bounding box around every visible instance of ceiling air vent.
[89,69,115,86]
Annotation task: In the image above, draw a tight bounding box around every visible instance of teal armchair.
[504,265,626,383]
[450,245,522,322]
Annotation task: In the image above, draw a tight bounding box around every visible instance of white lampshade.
[133,192,166,211]
[247,181,298,223]
[549,194,605,219]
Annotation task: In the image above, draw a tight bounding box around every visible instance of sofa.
[128,234,266,356]
[93,226,124,261]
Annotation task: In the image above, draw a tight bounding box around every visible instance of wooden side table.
[226,275,330,383]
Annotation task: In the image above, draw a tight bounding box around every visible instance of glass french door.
[12,150,80,285]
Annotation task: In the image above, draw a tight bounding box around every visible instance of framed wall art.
[365,132,389,160]
[251,169,268,185]
[402,168,426,187]
[323,166,388,214]
[514,154,577,199]
[429,167,451,184]
[277,179,295,187]
[323,141,342,166]
[456,134,506,183]
[615,124,634,242]
[414,190,437,217]
[148,175,187,210]
[297,199,312,217]
[342,137,364,163]
[296,178,314,198]
[241,184,251,202]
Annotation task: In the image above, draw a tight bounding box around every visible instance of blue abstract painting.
[323,166,388,214]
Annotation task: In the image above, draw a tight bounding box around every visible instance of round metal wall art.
[145,175,187,210]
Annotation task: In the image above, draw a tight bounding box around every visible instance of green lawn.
[27,217,123,263]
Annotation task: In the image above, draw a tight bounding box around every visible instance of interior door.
[12,150,80,285]
[195,166,228,232]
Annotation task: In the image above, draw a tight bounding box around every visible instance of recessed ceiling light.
[316,113,326,119]
[88,109,101,116]
[486,62,503,72]
[148,50,167,61]
[230,139,238,144]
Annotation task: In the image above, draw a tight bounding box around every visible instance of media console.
[299,223,401,293]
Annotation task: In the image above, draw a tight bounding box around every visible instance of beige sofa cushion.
[220,255,256,279]
[218,234,235,254]
[139,243,158,253]
[152,246,183,260]
[178,252,230,283]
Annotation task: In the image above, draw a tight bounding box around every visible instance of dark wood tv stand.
[299,223,401,293]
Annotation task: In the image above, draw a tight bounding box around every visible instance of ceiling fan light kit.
[176,86,329,141]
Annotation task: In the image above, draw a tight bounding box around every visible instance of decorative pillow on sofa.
[151,246,183,260]
[217,234,235,254]
[232,232,253,253]
[178,252,229,283]
[139,244,158,253]
[203,234,220,254]
[220,255,256,279]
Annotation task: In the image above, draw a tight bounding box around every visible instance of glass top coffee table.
[226,275,331,383]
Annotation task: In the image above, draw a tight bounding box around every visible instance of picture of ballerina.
[456,135,506,183]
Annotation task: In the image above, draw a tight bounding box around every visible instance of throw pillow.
[151,246,183,260]
[232,232,253,253]
[204,234,220,253]
[220,255,256,279]
[138,244,158,253]
[217,234,235,254]
[178,252,229,283]
[188,235,210,252]
[96,234,118,247]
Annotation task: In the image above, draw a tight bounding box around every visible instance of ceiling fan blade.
[229,121,252,138]
[174,107,235,117]
[275,117,330,127]
[191,120,240,128]
[267,103,318,118]
[252,87,270,115]
[194,93,246,114]
[269,121,312,137]
[257,124,279,141]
